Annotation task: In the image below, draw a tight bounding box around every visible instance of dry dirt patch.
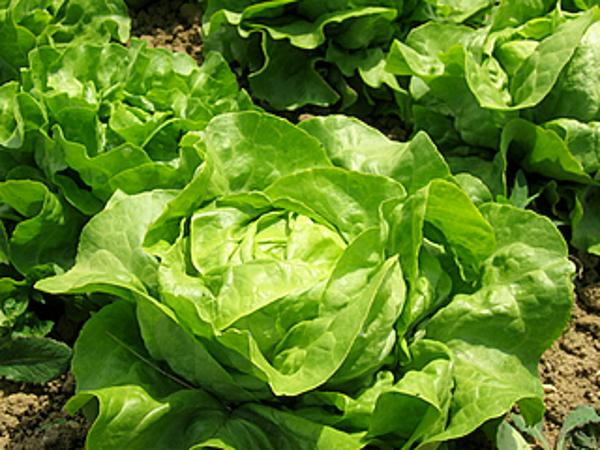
[540,253,600,445]
[0,374,87,450]
[132,0,203,63]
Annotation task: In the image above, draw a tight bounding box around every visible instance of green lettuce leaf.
[68,301,363,450]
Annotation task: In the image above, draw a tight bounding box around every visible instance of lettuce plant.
[0,0,134,382]
[0,0,254,382]
[201,0,531,111]
[385,3,600,255]
[37,112,574,448]
[0,0,132,85]
[202,0,411,110]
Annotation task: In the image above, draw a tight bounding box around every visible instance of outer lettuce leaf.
[300,340,454,447]
[384,178,497,338]
[0,179,84,275]
[73,386,363,450]
[426,342,544,443]
[424,204,573,442]
[298,115,452,193]
[237,5,397,50]
[200,111,331,192]
[68,301,363,450]
[249,37,340,109]
[499,118,593,183]
[36,190,174,297]
[137,295,267,402]
[543,119,600,174]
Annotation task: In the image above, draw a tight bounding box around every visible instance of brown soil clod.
[0,374,87,450]
[579,283,600,313]
[131,0,203,63]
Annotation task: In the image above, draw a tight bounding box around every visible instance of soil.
[539,253,600,446]
[0,374,87,450]
[131,0,203,63]
[1,2,597,449]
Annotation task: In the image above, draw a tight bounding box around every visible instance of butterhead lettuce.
[0,0,255,383]
[37,112,574,448]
